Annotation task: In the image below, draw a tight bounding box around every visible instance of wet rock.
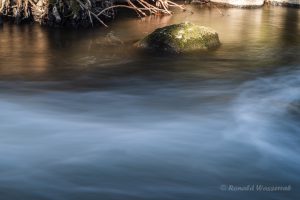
[265,0,300,7]
[136,22,220,53]
[210,0,264,7]
[104,31,124,46]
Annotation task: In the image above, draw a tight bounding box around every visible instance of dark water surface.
[0,5,300,200]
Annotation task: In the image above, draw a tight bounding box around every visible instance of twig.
[76,0,108,27]
[28,0,43,13]
[97,5,169,17]
[127,0,147,17]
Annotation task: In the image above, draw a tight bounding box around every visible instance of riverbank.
[0,0,299,28]
[0,0,184,28]
[207,0,300,8]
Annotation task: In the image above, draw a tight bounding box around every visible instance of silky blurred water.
[0,5,300,200]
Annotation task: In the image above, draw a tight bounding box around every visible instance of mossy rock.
[136,22,220,53]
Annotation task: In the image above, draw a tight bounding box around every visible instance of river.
[0,5,299,200]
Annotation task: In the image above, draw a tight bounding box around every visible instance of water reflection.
[0,25,50,77]
[0,6,299,81]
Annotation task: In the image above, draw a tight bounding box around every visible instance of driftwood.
[0,0,184,27]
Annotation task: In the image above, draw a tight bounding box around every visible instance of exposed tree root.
[0,0,185,27]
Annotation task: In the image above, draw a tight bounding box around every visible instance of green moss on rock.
[136,22,220,53]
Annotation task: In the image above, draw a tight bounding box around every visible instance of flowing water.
[0,5,300,200]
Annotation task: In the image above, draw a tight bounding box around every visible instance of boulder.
[210,0,264,7]
[265,0,300,7]
[136,22,220,53]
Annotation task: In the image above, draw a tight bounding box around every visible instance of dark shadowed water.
[0,5,300,200]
